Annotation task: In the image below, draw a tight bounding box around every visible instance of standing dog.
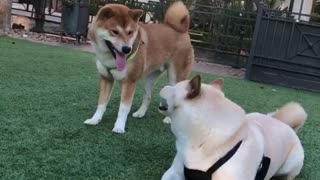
[85,1,193,133]
[159,75,307,180]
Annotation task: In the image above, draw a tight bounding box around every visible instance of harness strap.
[207,141,242,174]
[184,141,243,180]
[255,156,271,180]
[184,141,271,180]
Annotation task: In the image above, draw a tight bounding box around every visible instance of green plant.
[265,0,275,7]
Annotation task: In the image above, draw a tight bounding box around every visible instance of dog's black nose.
[159,98,168,111]
[159,105,168,111]
[122,46,131,54]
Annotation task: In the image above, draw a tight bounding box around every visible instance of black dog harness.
[184,141,271,180]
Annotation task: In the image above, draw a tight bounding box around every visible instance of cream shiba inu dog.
[85,1,193,133]
[159,75,307,180]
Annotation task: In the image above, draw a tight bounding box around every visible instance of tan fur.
[98,77,114,105]
[271,102,307,132]
[85,1,193,133]
[121,80,136,104]
[12,16,31,31]
[164,1,190,33]
[90,2,192,79]
[0,0,9,30]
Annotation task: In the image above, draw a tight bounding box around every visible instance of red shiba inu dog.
[85,1,194,133]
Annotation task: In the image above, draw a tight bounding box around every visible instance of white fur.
[112,103,132,134]
[161,153,184,180]
[96,60,111,78]
[162,117,171,124]
[93,29,117,74]
[84,104,107,125]
[167,64,177,85]
[96,27,138,54]
[110,69,127,81]
[93,27,139,81]
[95,48,116,68]
[132,104,148,118]
[96,28,114,51]
[95,28,122,56]
[88,27,137,133]
[159,80,305,180]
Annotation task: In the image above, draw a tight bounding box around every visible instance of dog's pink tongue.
[115,51,126,71]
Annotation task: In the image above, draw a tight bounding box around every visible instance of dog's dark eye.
[128,31,133,35]
[112,30,119,35]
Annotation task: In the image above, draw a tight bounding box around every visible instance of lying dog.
[159,75,307,180]
[84,1,193,133]
[11,16,31,31]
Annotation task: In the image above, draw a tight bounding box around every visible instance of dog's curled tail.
[164,1,190,33]
[270,102,307,133]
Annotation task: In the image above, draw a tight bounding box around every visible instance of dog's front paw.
[84,118,101,125]
[112,120,126,134]
[132,110,146,118]
[163,117,171,124]
[112,126,126,134]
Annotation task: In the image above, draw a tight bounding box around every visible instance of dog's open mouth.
[104,40,126,71]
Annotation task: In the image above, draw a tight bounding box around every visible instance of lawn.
[0,37,319,180]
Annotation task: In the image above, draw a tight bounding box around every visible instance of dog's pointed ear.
[211,78,224,91]
[187,75,201,99]
[98,7,114,20]
[129,9,144,22]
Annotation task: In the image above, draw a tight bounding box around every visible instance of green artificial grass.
[0,37,319,180]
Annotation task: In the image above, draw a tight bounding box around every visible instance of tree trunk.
[6,0,13,31]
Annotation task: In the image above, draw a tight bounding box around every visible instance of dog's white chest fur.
[93,42,116,68]
[96,60,127,80]
[96,52,116,67]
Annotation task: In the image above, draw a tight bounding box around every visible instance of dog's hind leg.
[161,65,176,124]
[112,80,137,134]
[163,48,193,124]
[172,48,194,83]
[167,63,177,86]
[133,70,162,118]
[84,77,114,125]
[275,142,304,180]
